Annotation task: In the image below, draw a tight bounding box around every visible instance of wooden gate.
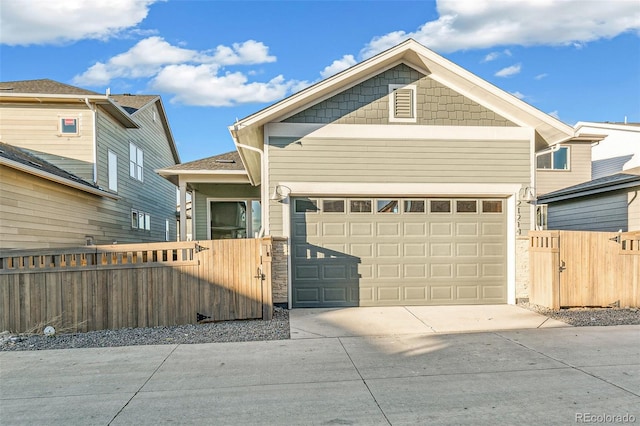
[0,238,273,333]
[529,231,640,309]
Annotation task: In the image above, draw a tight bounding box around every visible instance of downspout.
[83,98,98,183]
[232,134,266,237]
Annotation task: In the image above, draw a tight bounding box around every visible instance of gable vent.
[394,89,413,119]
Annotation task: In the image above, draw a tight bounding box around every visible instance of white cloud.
[535,73,549,80]
[0,0,158,46]
[320,55,357,79]
[360,0,640,57]
[495,64,522,77]
[151,65,297,107]
[548,110,560,119]
[482,52,500,62]
[511,91,526,100]
[73,38,285,105]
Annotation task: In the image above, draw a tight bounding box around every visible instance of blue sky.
[1,0,639,162]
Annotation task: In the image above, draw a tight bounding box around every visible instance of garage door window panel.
[403,200,425,213]
[430,200,451,213]
[456,200,477,213]
[350,199,372,213]
[322,199,345,213]
[295,199,319,214]
[377,199,399,213]
[482,200,503,213]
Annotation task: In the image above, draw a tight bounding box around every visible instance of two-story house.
[0,79,180,249]
[160,39,603,308]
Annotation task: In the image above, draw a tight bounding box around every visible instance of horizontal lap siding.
[536,143,592,196]
[0,104,95,180]
[547,191,630,232]
[268,137,531,235]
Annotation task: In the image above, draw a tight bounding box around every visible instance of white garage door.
[291,197,507,307]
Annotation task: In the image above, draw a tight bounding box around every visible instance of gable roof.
[0,80,181,164]
[0,141,118,199]
[537,167,640,204]
[157,151,248,186]
[0,79,138,128]
[230,39,581,185]
[110,94,181,164]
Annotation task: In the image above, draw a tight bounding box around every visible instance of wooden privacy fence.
[529,230,640,309]
[0,238,273,333]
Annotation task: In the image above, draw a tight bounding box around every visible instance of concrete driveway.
[1,307,638,425]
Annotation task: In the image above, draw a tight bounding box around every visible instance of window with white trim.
[60,117,78,135]
[131,209,150,231]
[536,205,548,230]
[537,146,570,170]
[389,84,417,123]
[108,150,118,191]
[129,142,144,181]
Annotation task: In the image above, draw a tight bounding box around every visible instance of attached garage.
[291,197,507,307]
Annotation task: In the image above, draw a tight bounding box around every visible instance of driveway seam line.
[493,332,640,398]
[403,306,437,332]
[107,344,180,425]
[338,337,392,425]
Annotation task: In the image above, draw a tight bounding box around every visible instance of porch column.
[179,179,187,241]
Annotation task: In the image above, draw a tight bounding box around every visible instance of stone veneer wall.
[516,237,530,301]
[270,237,289,304]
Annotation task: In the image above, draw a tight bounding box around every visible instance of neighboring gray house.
[537,167,640,232]
[161,39,601,308]
[0,79,180,249]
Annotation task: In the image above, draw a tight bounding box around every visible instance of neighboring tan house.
[161,39,601,308]
[537,167,640,232]
[0,79,180,249]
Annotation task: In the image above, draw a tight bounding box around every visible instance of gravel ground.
[519,302,640,326]
[0,307,289,352]
[2,304,639,352]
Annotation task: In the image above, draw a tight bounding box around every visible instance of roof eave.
[1,157,120,199]
[538,179,640,203]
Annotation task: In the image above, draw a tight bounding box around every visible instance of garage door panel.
[404,222,427,236]
[404,264,426,278]
[322,222,346,237]
[456,243,478,256]
[377,243,400,257]
[377,223,400,236]
[456,222,478,236]
[430,222,452,236]
[430,263,453,278]
[405,243,426,257]
[430,243,452,257]
[292,197,507,307]
[350,222,373,236]
[456,264,479,278]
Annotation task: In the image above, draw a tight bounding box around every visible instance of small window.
[537,146,569,170]
[456,200,477,213]
[536,205,548,230]
[389,84,417,123]
[294,199,319,214]
[165,219,170,241]
[377,199,399,213]
[404,200,425,213]
[129,142,144,181]
[60,117,78,134]
[108,150,118,191]
[322,199,345,213]
[430,200,451,213]
[482,200,503,213]
[131,209,150,230]
[350,199,372,213]
[131,210,139,228]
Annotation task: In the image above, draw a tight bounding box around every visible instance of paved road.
[1,325,638,425]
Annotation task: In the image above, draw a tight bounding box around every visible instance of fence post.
[261,238,273,320]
